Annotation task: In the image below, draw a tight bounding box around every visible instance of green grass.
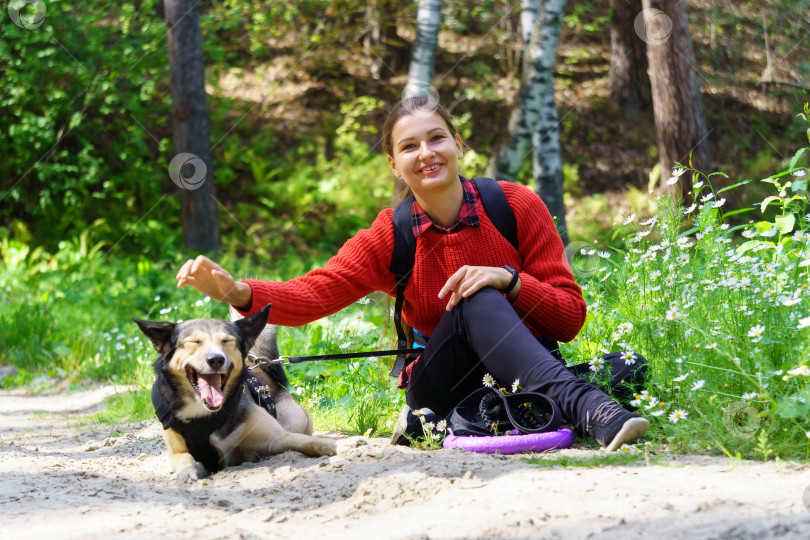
[525,452,652,468]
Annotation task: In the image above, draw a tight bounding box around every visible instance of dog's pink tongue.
[197,374,224,408]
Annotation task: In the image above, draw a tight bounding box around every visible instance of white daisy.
[640,216,658,227]
[691,379,705,391]
[668,167,687,184]
[747,325,765,342]
[588,357,604,372]
[787,365,810,376]
[617,322,634,334]
[482,373,496,387]
[668,409,688,423]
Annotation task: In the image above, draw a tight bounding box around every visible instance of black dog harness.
[151,366,277,474]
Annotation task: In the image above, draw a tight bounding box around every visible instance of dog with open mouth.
[133,304,361,478]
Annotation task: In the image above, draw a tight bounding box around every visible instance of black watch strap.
[501,265,519,294]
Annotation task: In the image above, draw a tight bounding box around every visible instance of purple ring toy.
[443,428,574,455]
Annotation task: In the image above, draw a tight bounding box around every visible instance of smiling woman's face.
[386,110,463,199]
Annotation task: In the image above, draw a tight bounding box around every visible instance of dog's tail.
[229,306,289,388]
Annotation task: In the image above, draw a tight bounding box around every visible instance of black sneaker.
[586,400,650,451]
[390,405,439,446]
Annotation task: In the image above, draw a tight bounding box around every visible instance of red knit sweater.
[235,181,586,342]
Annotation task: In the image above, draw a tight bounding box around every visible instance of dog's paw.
[172,467,200,482]
[171,463,207,482]
[336,436,368,452]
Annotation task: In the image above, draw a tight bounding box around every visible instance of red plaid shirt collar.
[409,176,480,238]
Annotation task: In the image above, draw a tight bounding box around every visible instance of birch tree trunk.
[610,0,650,117]
[490,0,568,242]
[532,77,568,244]
[642,0,711,199]
[491,0,565,180]
[487,0,539,181]
[405,0,443,97]
[165,0,220,253]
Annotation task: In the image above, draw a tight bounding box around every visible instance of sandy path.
[0,386,808,539]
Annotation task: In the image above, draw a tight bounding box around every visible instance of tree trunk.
[490,0,568,242]
[532,82,568,245]
[642,0,711,199]
[365,0,401,80]
[165,0,220,254]
[609,0,650,117]
[487,0,539,181]
[405,0,443,97]
[491,1,565,184]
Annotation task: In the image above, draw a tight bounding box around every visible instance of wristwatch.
[501,265,520,294]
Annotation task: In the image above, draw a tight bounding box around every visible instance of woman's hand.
[176,255,252,309]
[438,265,520,311]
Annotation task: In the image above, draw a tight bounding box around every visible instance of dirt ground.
[1,385,809,540]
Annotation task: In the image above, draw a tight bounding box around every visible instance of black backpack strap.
[387,178,519,378]
[472,177,518,251]
[389,195,418,377]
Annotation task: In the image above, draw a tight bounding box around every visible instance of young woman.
[176,96,649,451]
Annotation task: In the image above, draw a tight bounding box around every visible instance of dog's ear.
[234,303,272,352]
[132,318,176,356]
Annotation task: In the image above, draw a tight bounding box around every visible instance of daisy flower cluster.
[563,158,810,455]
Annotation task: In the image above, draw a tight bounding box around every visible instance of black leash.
[247,347,423,367]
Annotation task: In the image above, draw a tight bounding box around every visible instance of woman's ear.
[455,133,463,158]
[387,154,401,178]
